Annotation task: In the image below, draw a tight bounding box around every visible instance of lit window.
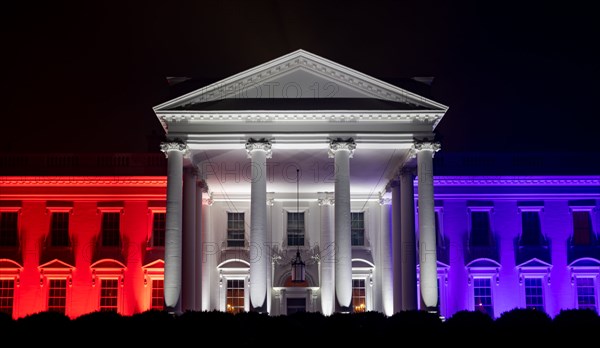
[351,212,365,246]
[524,278,545,311]
[287,212,304,247]
[152,212,166,247]
[151,279,164,310]
[50,212,70,247]
[227,212,245,247]
[226,279,245,314]
[0,212,18,247]
[520,211,544,246]
[48,279,67,314]
[576,277,597,312]
[100,279,119,312]
[470,211,492,246]
[0,279,14,316]
[473,278,494,317]
[572,211,594,246]
[352,279,366,313]
[101,213,121,247]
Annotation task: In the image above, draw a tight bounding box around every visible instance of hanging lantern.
[291,250,305,282]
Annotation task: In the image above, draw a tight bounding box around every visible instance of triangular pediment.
[517,258,552,269]
[38,259,74,270]
[154,49,447,112]
[142,259,165,269]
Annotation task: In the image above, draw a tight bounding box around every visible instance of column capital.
[160,141,190,158]
[318,198,335,206]
[328,139,356,158]
[245,140,272,159]
[378,194,391,206]
[409,141,440,159]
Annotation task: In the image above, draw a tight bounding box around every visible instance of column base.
[251,303,268,314]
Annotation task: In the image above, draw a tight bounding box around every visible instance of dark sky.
[2,1,598,156]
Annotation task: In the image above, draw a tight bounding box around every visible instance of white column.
[201,196,213,310]
[379,195,393,316]
[329,140,355,312]
[319,196,335,315]
[391,180,402,313]
[246,140,271,312]
[160,141,189,314]
[414,142,440,312]
[400,168,417,311]
[182,166,196,312]
[194,179,204,311]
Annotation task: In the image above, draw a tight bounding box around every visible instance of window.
[227,212,245,248]
[0,212,18,247]
[351,212,365,246]
[352,279,366,313]
[50,212,70,247]
[0,279,14,316]
[226,279,245,314]
[286,298,306,315]
[100,279,119,312]
[48,279,67,314]
[473,278,494,317]
[287,212,304,246]
[524,278,544,311]
[151,212,166,247]
[520,211,544,246]
[470,211,492,246]
[101,212,121,247]
[572,211,594,246]
[151,279,164,310]
[576,277,597,312]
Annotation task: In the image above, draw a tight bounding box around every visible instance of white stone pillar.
[246,140,271,312]
[194,179,204,311]
[329,140,355,312]
[319,196,335,315]
[414,142,440,312]
[182,166,196,312]
[160,141,189,314]
[201,196,213,310]
[379,195,393,316]
[400,168,417,311]
[391,180,402,313]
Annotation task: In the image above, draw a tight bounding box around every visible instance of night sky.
[2,2,598,160]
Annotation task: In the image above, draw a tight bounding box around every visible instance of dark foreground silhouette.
[1,308,598,345]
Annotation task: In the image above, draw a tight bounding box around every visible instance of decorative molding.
[409,141,441,159]
[153,50,448,111]
[432,176,600,186]
[0,177,167,187]
[160,141,190,158]
[245,140,272,159]
[328,139,356,158]
[157,111,444,124]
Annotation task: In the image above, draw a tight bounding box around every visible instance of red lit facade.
[0,177,167,318]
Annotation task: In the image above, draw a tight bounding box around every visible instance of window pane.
[524,278,545,311]
[152,213,166,247]
[226,279,245,314]
[151,279,164,310]
[48,279,67,314]
[470,212,491,246]
[287,212,305,246]
[573,211,593,246]
[576,277,597,312]
[0,279,14,316]
[473,278,494,317]
[352,279,366,312]
[227,212,245,247]
[101,213,121,247]
[351,212,364,246]
[50,212,70,247]
[100,279,119,312]
[0,212,19,247]
[521,212,543,246]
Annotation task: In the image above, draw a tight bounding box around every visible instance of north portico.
[153,50,449,315]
